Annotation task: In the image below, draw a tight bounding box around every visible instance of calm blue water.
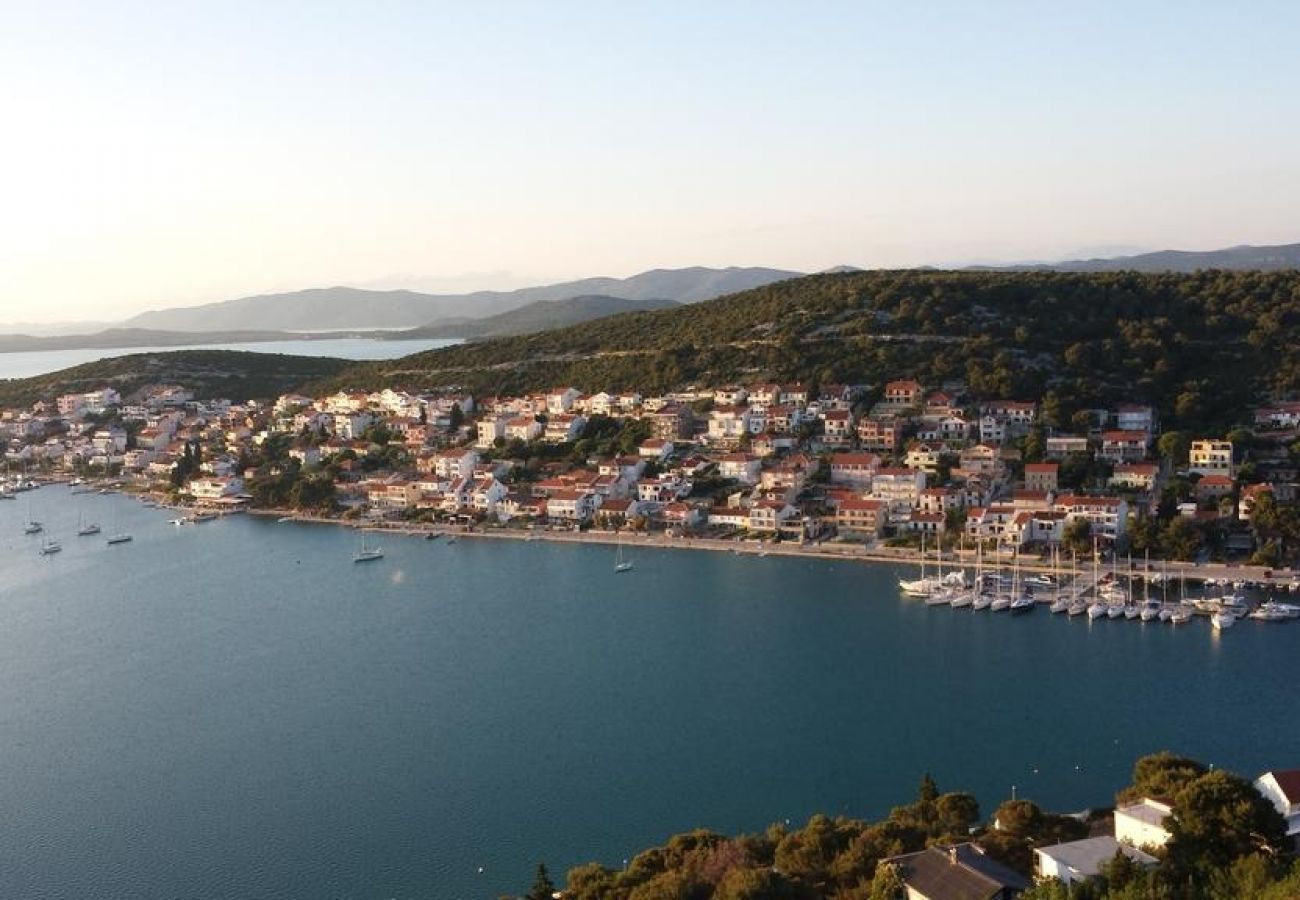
[0,338,461,380]
[0,490,1297,899]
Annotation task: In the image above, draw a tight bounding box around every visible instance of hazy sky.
[3,2,1298,323]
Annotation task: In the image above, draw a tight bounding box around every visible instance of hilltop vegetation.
[317,269,1300,433]
[0,350,352,407]
[403,294,679,339]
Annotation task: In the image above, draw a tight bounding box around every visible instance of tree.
[1118,752,1208,805]
[448,402,464,431]
[526,862,556,900]
[1165,769,1287,876]
[866,861,905,900]
[1063,517,1092,556]
[1157,431,1191,465]
[931,793,979,841]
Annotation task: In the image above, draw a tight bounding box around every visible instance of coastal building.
[1110,463,1159,492]
[883,380,923,408]
[1254,769,1300,846]
[188,476,245,503]
[717,453,761,485]
[857,415,903,453]
[834,498,886,536]
[1054,494,1129,541]
[1189,439,1234,477]
[1045,435,1089,459]
[476,417,507,449]
[1114,799,1173,850]
[882,843,1028,900]
[828,452,881,490]
[870,467,927,524]
[1098,431,1150,464]
[1024,462,1058,493]
[821,409,853,445]
[1034,837,1157,889]
[1114,404,1157,435]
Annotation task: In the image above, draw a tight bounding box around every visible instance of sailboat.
[899,533,939,596]
[77,504,101,537]
[106,500,133,545]
[614,533,634,573]
[39,538,62,555]
[354,530,384,562]
[1049,548,1070,613]
[23,495,42,534]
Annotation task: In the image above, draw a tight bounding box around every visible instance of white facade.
[1114,799,1172,850]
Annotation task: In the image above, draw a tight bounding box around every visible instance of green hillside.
[314,269,1300,433]
[0,350,353,407]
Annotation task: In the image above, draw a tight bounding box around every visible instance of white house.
[1034,837,1157,889]
[476,417,507,449]
[188,476,245,503]
[717,453,761,485]
[434,448,480,480]
[828,453,881,490]
[1254,769,1300,843]
[1114,799,1173,850]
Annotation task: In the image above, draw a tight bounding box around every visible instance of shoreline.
[243,507,1295,583]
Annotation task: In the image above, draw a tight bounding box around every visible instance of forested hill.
[314,269,1300,433]
[0,350,352,407]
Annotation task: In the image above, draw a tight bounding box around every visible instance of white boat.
[1140,601,1161,622]
[39,539,62,555]
[973,593,994,611]
[1169,606,1193,625]
[1010,594,1035,614]
[990,594,1013,612]
[24,520,43,534]
[1249,605,1290,622]
[1259,600,1300,619]
[277,516,296,524]
[353,532,384,563]
[900,533,945,596]
[1050,596,1070,614]
[1087,602,1108,620]
[614,536,633,573]
[77,510,100,536]
[1024,574,1055,589]
[1067,599,1088,617]
[925,589,955,606]
[106,503,132,546]
[1211,611,1236,630]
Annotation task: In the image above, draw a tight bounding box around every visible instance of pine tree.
[526,862,555,900]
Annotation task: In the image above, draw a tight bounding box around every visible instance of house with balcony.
[828,452,881,490]
[857,415,903,453]
[1098,431,1150,463]
[882,380,923,408]
[870,467,927,524]
[1190,439,1234,477]
[1045,435,1090,459]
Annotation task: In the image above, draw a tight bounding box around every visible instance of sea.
[0,490,1297,899]
[0,338,461,381]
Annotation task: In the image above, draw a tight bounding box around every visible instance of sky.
[2,1,1299,324]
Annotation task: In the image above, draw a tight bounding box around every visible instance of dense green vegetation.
[0,350,353,406]
[513,752,1296,900]
[319,269,1300,433]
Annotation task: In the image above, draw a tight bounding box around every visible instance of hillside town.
[4,378,1298,568]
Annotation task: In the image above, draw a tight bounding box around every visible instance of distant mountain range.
[3,247,1298,359]
[122,266,800,332]
[402,294,680,339]
[968,241,1300,273]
